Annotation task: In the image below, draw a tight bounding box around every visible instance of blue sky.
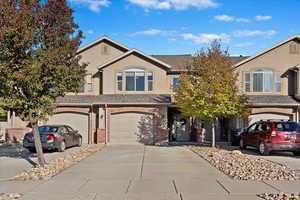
[68,0,300,56]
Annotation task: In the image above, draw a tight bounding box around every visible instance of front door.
[172,115,190,142]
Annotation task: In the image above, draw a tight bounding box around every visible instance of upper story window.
[243,72,250,92]
[173,77,180,89]
[253,69,273,92]
[79,74,93,93]
[116,68,153,92]
[243,70,281,93]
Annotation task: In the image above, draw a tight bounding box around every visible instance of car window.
[276,122,300,131]
[38,126,58,133]
[248,123,258,133]
[66,126,74,133]
[59,127,68,134]
[259,123,270,132]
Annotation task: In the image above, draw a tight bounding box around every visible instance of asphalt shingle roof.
[56,94,172,105]
[152,55,250,71]
[247,95,300,106]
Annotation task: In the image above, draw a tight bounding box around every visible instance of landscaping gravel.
[12,144,105,181]
[0,193,22,200]
[189,146,300,181]
[258,193,300,200]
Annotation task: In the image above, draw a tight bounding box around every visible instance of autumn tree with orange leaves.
[0,0,86,166]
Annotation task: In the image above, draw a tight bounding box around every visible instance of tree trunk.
[30,110,46,166]
[211,120,216,148]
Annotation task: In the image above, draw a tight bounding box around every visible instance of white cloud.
[182,33,230,44]
[131,29,176,36]
[235,42,254,48]
[87,29,94,34]
[69,0,111,12]
[127,0,218,10]
[214,15,249,22]
[233,30,277,38]
[255,15,272,21]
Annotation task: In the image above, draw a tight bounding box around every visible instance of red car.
[240,120,300,156]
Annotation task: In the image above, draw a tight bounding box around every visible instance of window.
[290,43,299,54]
[245,70,282,93]
[117,68,153,91]
[173,77,180,88]
[116,72,123,91]
[276,122,300,131]
[243,72,250,92]
[126,72,135,91]
[85,74,93,92]
[148,72,153,91]
[275,72,281,92]
[248,123,258,133]
[135,72,145,91]
[79,74,93,93]
[253,69,273,92]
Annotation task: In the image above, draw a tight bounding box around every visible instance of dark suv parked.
[240,120,300,156]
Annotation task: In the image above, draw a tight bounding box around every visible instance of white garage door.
[110,112,154,145]
[48,112,89,144]
[249,113,292,125]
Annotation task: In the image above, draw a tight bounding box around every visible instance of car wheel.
[239,138,247,150]
[77,137,82,147]
[58,141,66,152]
[293,152,300,156]
[259,142,270,156]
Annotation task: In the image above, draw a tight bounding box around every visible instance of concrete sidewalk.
[1,145,300,200]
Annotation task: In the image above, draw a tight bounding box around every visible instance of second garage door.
[110,112,154,145]
[249,113,292,125]
[48,112,89,144]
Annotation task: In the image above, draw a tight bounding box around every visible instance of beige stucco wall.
[70,40,127,95]
[235,40,300,96]
[102,53,173,94]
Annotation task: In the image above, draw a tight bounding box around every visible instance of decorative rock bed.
[189,146,300,181]
[0,193,22,200]
[12,144,105,181]
[258,193,300,200]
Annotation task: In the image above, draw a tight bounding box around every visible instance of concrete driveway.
[2,144,291,200]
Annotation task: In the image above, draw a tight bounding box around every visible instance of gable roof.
[151,55,249,71]
[234,35,300,68]
[98,49,172,70]
[77,36,130,54]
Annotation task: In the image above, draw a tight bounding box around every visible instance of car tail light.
[271,131,277,136]
[47,134,56,140]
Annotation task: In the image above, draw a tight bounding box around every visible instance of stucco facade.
[4,35,300,144]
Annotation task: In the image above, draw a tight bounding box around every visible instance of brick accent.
[54,107,90,114]
[155,128,168,145]
[107,106,168,145]
[5,128,31,143]
[95,129,106,144]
